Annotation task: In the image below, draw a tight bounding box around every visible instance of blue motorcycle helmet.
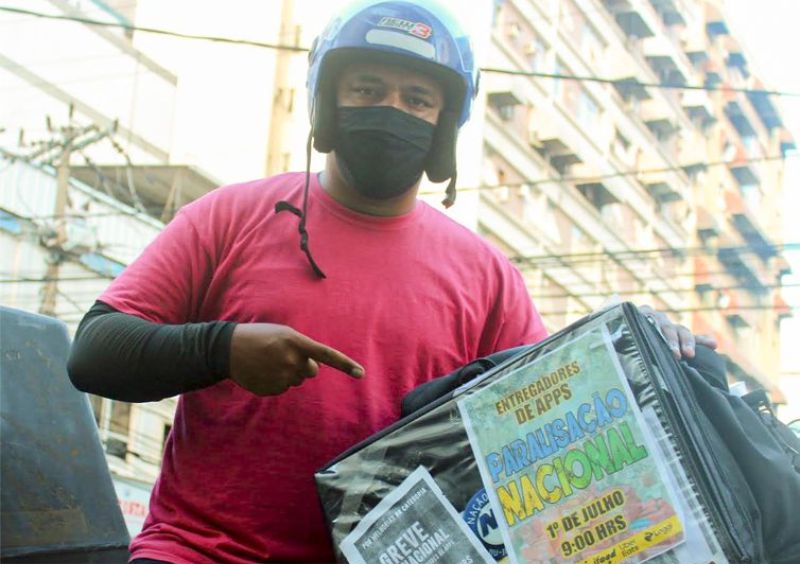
[307,0,480,206]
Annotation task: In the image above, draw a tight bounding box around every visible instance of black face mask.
[334,106,435,200]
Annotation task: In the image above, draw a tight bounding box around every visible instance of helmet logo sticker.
[365,29,436,59]
[377,16,432,39]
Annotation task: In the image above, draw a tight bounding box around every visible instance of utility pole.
[266,0,300,176]
[39,142,73,316]
[12,108,117,317]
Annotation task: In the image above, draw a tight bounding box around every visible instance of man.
[67,1,712,562]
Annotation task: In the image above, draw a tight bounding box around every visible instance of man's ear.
[425,110,458,183]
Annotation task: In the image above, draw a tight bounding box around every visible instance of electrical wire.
[4,276,793,316]
[419,152,799,196]
[510,242,800,267]
[538,303,798,317]
[481,66,800,98]
[529,282,800,300]
[0,241,794,285]
[0,6,309,52]
[6,151,795,220]
[2,5,799,98]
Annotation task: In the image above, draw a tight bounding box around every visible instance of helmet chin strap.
[442,174,457,208]
[275,130,327,279]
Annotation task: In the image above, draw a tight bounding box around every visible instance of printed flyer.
[458,327,685,564]
[340,466,494,564]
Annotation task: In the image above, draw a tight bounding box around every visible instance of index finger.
[294,334,365,378]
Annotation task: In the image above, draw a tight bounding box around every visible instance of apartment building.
[479,0,792,401]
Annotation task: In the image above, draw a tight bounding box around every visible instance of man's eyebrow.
[405,84,437,97]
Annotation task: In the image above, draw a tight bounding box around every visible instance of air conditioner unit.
[62,219,98,254]
[105,437,128,459]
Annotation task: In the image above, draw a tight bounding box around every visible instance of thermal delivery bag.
[315,303,771,564]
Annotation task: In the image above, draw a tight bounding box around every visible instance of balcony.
[528,111,583,174]
[694,256,713,293]
[679,132,709,175]
[646,179,683,203]
[575,182,619,211]
[681,90,715,127]
[716,289,751,329]
[726,144,760,187]
[705,4,729,37]
[747,79,783,131]
[776,256,793,278]
[724,99,758,138]
[696,207,721,242]
[643,35,690,85]
[612,77,651,102]
[704,60,723,87]
[649,0,686,26]
[724,190,774,260]
[683,31,709,67]
[641,98,680,140]
[775,294,793,321]
[487,77,527,122]
[604,0,657,38]
[781,130,797,156]
[717,246,767,292]
[724,38,749,77]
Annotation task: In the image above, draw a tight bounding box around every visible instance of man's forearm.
[67,301,236,402]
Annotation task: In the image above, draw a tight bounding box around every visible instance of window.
[612,129,635,165]
[560,0,583,37]
[742,135,762,158]
[580,22,604,66]
[741,184,762,213]
[614,130,631,151]
[570,224,594,253]
[577,89,601,128]
[109,401,131,436]
[525,35,547,72]
[495,167,510,202]
[552,58,565,99]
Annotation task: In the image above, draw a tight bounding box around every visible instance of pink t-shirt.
[101,172,547,563]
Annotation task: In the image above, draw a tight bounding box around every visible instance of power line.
[529,282,800,300]
[0,6,308,52]
[527,266,779,287]
[0,242,794,292]
[3,5,800,98]
[4,151,794,222]
[0,274,112,283]
[0,241,793,286]
[510,242,800,266]
[421,153,799,197]
[539,303,798,316]
[4,269,794,303]
[481,67,800,98]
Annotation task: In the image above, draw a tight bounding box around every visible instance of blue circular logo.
[462,489,506,560]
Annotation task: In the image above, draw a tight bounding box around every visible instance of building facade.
[479,0,792,400]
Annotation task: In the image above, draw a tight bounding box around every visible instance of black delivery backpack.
[315,302,800,564]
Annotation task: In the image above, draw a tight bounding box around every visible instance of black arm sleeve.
[67,300,237,402]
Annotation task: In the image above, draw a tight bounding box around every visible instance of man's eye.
[353,86,376,96]
[408,96,432,109]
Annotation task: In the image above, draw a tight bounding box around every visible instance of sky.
[726,0,800,415]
